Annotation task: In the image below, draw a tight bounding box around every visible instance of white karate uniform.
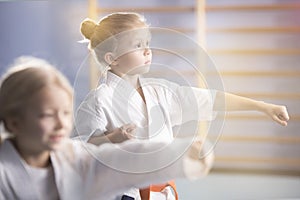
[0,138,213,200]
[74,71,216,199]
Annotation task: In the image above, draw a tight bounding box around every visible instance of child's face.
[13,84,73,152]
[112,29,152,75]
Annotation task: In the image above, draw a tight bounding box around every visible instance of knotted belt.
[139,180,178,200]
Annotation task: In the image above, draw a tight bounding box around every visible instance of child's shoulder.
[0,139,14,160]
[51,139,87,163]
[82,84,112,102]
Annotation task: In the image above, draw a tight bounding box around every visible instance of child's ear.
[5,117,21,134]
[104,52,118,66]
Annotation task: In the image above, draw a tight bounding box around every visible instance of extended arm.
[213,91,289,126]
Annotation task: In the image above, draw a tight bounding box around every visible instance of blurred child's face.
[112,28,152,76]
[13,85,73,152]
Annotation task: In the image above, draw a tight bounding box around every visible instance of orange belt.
[139,180,178,200]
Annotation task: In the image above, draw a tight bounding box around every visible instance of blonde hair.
[0,56,73,132]
[80,12,149,72]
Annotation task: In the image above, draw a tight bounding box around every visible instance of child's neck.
[22,152,51,168]
[12,139,51,168]
[122,74,140,89]
[111,70,140,89]
[110,71,146,102]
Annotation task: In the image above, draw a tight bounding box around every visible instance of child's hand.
[186,138,215,176]
[120,123,137,139]
[263,103,289,126]
[105,123,137,143]
[189,139,214,160]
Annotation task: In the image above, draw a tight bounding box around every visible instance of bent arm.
[88,123,137,145]
[73,92,108,142]
[87,129,127,146]
[87,133,112,146]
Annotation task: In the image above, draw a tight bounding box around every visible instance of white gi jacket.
[74,71,216,199]
[74,71,216,141]
[0,138,212,200]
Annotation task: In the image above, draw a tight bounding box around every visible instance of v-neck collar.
[105,71,148,107]
[1,140,39,200]
[105,72,155,138]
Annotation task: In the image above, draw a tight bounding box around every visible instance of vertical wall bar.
[88,0,98,89]
[196,0,209,140]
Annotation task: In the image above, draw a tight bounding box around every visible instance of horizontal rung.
[211,167,300,176]
[235,92,300,100]
[215,156,300,165]
[126,27,300,34]
[153,48,300,55]
[167,27,195,33]
[97,6,194,13]
[217,71,300,77]
[149,70,300,77]
[207,27,300,33]
[97,4,300,13]
[207,4,300,11]
[209,49,300,55]
[208,135,300,144]
[224,114,300,121]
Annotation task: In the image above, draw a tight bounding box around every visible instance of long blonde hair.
[80,12,149,73]
[0,56,73,133]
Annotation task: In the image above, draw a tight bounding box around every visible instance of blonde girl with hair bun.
[75,12,289,200]
[78,12,181,200]
[81,12,148,75]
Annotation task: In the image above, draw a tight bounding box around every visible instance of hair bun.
[80,18,98,40]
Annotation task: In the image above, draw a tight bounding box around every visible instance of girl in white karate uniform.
[0,57,215,200]
[74,13,290,200]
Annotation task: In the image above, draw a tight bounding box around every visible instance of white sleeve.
[0,165,6,200]
[73,92,108,142]
[168,81,217,125]
[0,190,5,200]
[79,138,213,198]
